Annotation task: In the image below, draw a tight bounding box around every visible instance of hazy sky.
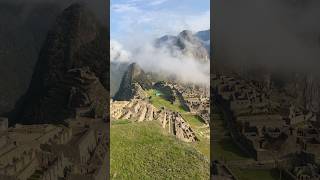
[111,0,210,44]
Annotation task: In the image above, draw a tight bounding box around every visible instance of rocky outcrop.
[14,3,109,124]
[155,30,209,63]
[111,99,198,142]
[114,63,152,100]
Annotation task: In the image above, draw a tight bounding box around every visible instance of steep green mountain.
[15,3,109,124]
[114,63,152,101]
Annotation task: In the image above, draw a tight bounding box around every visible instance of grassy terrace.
[146,89,186,113]
[146,89,210,158]
[110,120,209,180]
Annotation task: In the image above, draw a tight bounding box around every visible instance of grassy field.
[146,89,187,113]
[181,114,205,127]
[146,89,210,158]
[110,120,210,180]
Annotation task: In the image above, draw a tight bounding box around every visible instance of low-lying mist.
[110,39,210,88]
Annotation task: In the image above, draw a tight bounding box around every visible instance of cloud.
[111,3,140,13]
[126,0,168,6]
[149,0,168,6]
[110,40,131,62]
[134,43,210,85]
[110,0,210,87]
[112,10,210,45]
[111,40,210,86]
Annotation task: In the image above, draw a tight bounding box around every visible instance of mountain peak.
[15,3,108,124]
[156,29,210,63]
[114,63,152,101]
[128,62,143,79]
[179,30,193,37]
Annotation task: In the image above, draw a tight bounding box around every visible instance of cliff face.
[15,3,109,124]
[114,63,152,101]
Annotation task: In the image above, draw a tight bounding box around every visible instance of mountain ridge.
[14,3,109,124]
[155,29,210,62]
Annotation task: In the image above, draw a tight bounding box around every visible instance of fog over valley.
[110,30,210,96]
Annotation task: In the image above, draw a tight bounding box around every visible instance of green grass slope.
[110,120,209,180]
[146,89,210,158]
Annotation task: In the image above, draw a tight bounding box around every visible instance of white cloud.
[149,0,169,6]
[110,40,131,62]
[134,43,210,85]
[111,40,210,85]
[111,3,140,13]
[111,0,168,13]
[127,0,145,3]
[126,0,168,6]
[111,0,210,52]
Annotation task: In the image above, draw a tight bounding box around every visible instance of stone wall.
[111,99,198,142]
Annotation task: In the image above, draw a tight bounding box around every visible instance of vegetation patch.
[110,121,209,180]
[146,89,187,113]
[146,89,210,159]
[181,114,205,127]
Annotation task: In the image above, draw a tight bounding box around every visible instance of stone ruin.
[0,117,108,180]
[153,81,210,124]
[110,99,198,142]
[174,84,210,124]
[213,74,320,179]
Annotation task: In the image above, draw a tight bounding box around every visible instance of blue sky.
[111,0,210,44]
